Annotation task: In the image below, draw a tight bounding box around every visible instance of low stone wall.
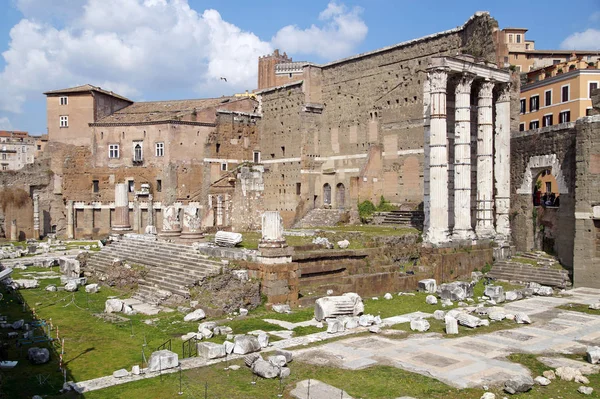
[420,245,494,283]
[245,261,299,307]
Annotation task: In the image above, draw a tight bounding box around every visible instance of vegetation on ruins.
[0,187,30,211]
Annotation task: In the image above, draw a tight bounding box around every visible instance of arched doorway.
[533,169,560,207]
[336,183,346,209]
[323,183,331,207]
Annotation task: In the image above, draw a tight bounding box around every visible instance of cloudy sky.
[0,0,598,134]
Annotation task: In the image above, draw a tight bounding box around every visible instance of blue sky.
[0,0,598,135]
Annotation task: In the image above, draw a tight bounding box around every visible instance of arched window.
[134,143,142,161]
[336,183,345,209]
[323,183,331,206]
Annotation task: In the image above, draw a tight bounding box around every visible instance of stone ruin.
[314,293,364,321]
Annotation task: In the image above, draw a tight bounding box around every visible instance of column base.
[112,225,132,233]
[158,229,182,238]
[451,228,476,241]
[424,228,450,245]
[257,245,294,264]
[180,231,205,241]
[475,227,496,240]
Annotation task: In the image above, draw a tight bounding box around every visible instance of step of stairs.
[373,210,424,228]
[86,237,223,303]
[293,208,345,228]
[488,259,570,288]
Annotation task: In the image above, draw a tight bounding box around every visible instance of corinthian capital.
[428,68,448,93]
[496,83,511,102]
[455,73,475,95]
[478,80,495,99]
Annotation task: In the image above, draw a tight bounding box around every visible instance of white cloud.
[271,1,367,60]
[0,0,273,113]
[560,28,600,50]
[0,117,12,130]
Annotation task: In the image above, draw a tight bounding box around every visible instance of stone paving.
[293,287,600,389]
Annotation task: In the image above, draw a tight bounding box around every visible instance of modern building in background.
[0,131,37,171]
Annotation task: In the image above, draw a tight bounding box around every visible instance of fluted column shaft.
[422,77,431,234]
[476,80,496,238]
[66,200,74,239]
[425,67,450,244]
[112,183,131,232]
[453,74,476,240]
[494,83,511,243]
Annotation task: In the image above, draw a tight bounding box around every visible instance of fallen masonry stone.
[515,312,531,324]
[543,370,556,380]
[198,322,217,331]
[45,285,57,292]
[275,349,293,363]
[575,375,590,384]
[489,311,506,321]
[233,335,261,355]
[410,319,430,332]
[215,231,243,247]
[480,393,495,399]
[345,317,359,329]
[534,376,551,386]
[291,380,353,399]
[228,365,240,370]
[232,269,249,281]
[239,308,248,316]
[12,319,24,329]
[426,295,438,305]
[14,279,39,289]
[132,365,140,375]
[122,305,136,315]
[113,369,128,378]
[105,299,124,314]
[536,286,554,296]
[268,355,287,367]
[418,278,437,293]
[441,299,453,307]
[384,293,393,300]
[337,240,350,249]
[589,302,600,310]
[471,271,483,282]
[505,290,522,301]
[258,332,269,348]
[457,313,482,328]
[148,350,178,372]
[484,285,505,303]
[327,319,345,334]
[198,342,226,359]
[252,359,279,379]
[445,316,458,335]
[28,347,50,364]
[85,284,99,293]
[433,310,446,320]
[314,293,364,321]
[578,386,594,395]
[369,326,381,334]
[587,346,600,364]
[199,328,213,339]
[556,366,582,381]
[279,367,291,378]
[224,341,234,354]
[437,281,473,301]
[64,281,78,292]
[504,374,533,394]
[244,353,262,367]
[359,314,375,327]
[272,304,291,314]
[184,309,206,322]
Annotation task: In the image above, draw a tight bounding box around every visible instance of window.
[543,114,553,127]
[281,146,285,156]
[526,43,530,50]
[221,162,227,171]
[296,182,301,195]
[60,96,68,105]
[108,144,120,159]
[508,34,513,43]
[216,143,220,153]
[530,95,539,112]
[1,153,6,160]
[589,82,599,98]
[553,59,561,65]
[561,85,570,102]
[519,123,525,132]
[516,34,521,43]
[2,165,6,171]
[92,180,99,193]
[37,145,41,150]
[59,115,68,127]
[133,141,143,162]
[520,99,526,114]
[544,90,552,107]
[156,179,162,192]
[529,120,539,130]
[588,108,594,116]
[253,151,260,163]
[155,142,164,157]
[128,180,134,193]
[559,110,571,123]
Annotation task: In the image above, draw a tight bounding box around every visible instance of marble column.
[494,83,511,243]
[132,195,140,233]
[257,211,293,264]
[452,73,476,240]
[159,205,182,237]
[66,200,74,239]
[10,219,17,241]
[422,77,431,234]
[112,183,131,232]
[145,195,157,235]
[181,204,204,240]
[475,80,496,239]
[33,193,40,239]
[424,67,450,244]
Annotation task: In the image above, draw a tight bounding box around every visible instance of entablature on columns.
[428,55,511,83]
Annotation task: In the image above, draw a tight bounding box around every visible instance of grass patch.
[392,317,520,338]
[558,303,600,315]
[511,256,541,266]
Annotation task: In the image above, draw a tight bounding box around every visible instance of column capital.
[428,67,449,93]
[496,82,511,103]
[478,80,495,99]
[455,73,476,95]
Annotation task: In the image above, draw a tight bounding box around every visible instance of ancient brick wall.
[510,126,577,268]
[573,116,600,287]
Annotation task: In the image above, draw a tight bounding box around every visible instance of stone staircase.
[85,237,223,304]
[488,252,571,288]
[373,210,424,229]
[293,208,345,228]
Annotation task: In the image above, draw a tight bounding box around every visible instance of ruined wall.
[257,13,501,225]
[510,125,577,267]
[573,115,600,288]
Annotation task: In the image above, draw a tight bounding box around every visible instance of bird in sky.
[220,77,227,82]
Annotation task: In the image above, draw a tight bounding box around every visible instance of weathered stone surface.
[113,369,128,378]
[85,283,99,293]
[505,290,522,301]
[272,304,291,313]
[410,319,430,332]
[504,374,533,394]
[279,367,291,378]
[268,355,288,367]
[480,393,495,399]
[358,314,375,327]
[384,293,393,300]
[543,370,556,380]
[105,299,124,313]
[198,321,217,331]
[441,299,453,307]
[536,286,553,296]
[251,359,279,379]
[337,240,350,249]
[589,302,600,310]
[471,271,484,282]
[433,310,446,320]
[244,353,262,367]
[258,332,269,348]
[418,279,437,293]
[290,379,353,399]
[457,313,483,328]
[344,317,359,329]
[445,315,458,334]
[198,342,226,359]
[326,318,345,334]
[27,347,50,364]
[587,346,600,364]
[578,386,594,395]
[437,281,473,301]
[199,328,213,339]
[314,293,364,321]
[233,335,261,354]
[369,326,381,333]
[426,295,438,305]
[556,366,582,381]
[14,279,39,289]
[184,309,206,322]
[132,365,140,375]
[12,319,24,329]
[45,285,57,292]
[64,281,78,292]
[224,341,235,354]
[215,231,243,247]
[59,257,80,278]
[488,311,506,321]
[147,350,178,372]
[534,376,551,386]
[275,349,293,363]
[484,285,505,303]
[122,304,136,315]
[515,312,531,324]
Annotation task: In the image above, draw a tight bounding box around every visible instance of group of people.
[533,191,560,207]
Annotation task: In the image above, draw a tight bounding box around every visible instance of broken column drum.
[181,204,204,240]
[111,183,131,232]
[10,219,17,241]
[422,55,511,246]
[160,205,182,237]
[259,211,287,248]
[314,293,364,321]
[145,194,157,235]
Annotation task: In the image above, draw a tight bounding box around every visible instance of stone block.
[484,285,505,303]
[326,318,345,334]
[184,309,206,322]
[233,335,261,355]
[587,346,600,364]
[198,342,226,359]
[445,316,458,334]
[410,319,430,332]
[147,350,178,372]
[426,295,438,305]
[314,293,364,321]
[418,278,437,293]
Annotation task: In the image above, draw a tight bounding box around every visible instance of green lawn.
[558,303,600,315]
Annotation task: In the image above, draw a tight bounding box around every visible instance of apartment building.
[0,130,37,171]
